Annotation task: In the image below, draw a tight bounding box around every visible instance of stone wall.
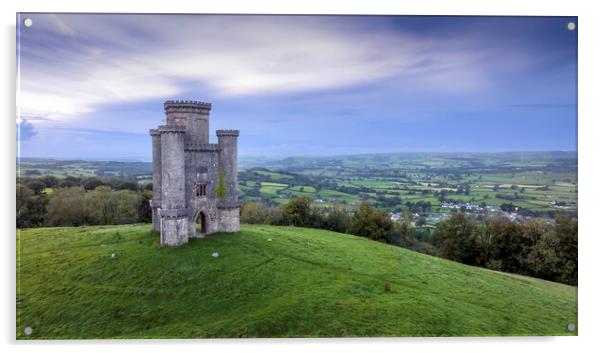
[160,216,189,246]
[218,207,240,232]
[217,130,239,209]
[150,129,162,232]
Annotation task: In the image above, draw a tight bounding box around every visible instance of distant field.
[19,152,578,220]
[17,224,577,338]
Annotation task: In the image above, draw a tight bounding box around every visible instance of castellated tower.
[150,100,240,246]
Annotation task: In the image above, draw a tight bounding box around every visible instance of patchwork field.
[238,151,577,219]
[20,152,578,223]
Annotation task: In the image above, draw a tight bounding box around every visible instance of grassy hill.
[17,224,577,339]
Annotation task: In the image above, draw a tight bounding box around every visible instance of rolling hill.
[16,224,577,338]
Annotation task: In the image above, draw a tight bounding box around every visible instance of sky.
[16,14,577,161]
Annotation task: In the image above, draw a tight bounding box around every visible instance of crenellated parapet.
[185,143,221,152]
[158,125,187,134]
[165,99,212,106]
[149,128,160,136]
[164,100,212,114]
[216,129,240,137]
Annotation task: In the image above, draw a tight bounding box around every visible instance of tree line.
[241,196,577,285]
[17,176,151,228]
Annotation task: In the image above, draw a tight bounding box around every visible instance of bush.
[478,217,533,273]
[84,186,141,225]
[282,197,322,227]
[432,213,578,285]
[348,202,392,242]
[46,187,87,226]
[241,202,283,225]
[17,184,48,228]
[322,204,349,233]
[45,186,142,226]
[59,176,81,188]
[25,180,46,194]
[40,175,59,188]
[83,178,105,191]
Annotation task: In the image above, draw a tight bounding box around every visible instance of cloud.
[17,118,38,141]
[17,15,538,123]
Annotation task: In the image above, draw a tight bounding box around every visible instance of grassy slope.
[17,224,577,339]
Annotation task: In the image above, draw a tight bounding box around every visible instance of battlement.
[158,125,187,134]
[184,143,221,152]
[216,129,240,137]
[149,128,160,136]
[164,100,212,114]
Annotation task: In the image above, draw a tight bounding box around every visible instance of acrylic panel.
[16,14,578,339]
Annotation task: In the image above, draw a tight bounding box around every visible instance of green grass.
[318,189,356,201]
[289,185,317,193]
[259,182,288,197]
[17,224,577,339]
[253,170,294,180]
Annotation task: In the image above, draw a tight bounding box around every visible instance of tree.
[83,177,105,191]
[524,216,576,285]
[25,180,47,194]
[432,213,479,265]
[17,183,48,228]
[85,186,141,225]
[40,175,59,188]
[478,217,532,272]
[138,190,153,223]
[59,176,81,188]
[553,214,578,285]
[113,190,142,224]
[348,202,392,242]
[46,187,87,226]
[110,180,139,191]
[323,204,349,233]
[241,201,283,225]
[387,218,413,247]
[85,186,116,224]
[282,196,320,227]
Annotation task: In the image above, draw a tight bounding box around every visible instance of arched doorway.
[195,211,208,236]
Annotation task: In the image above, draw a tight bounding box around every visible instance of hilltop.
[17,224,577,338]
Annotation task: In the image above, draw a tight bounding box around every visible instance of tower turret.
[217,129,240,232]
[217,130,239,207]
[149,129,162,232]
[158,125,188,246]
[164,100,212,144]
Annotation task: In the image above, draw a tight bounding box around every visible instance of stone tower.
[150,100,240,246]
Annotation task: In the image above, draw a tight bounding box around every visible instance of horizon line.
[17,150,578,163]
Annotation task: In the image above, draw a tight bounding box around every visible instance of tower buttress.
[217,129,240,232]
[149,129,162,232]
[217,130,239,207]
[158,125,188,246]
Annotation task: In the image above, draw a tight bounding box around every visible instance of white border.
[3,1,600,352]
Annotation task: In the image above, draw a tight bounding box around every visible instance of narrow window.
[196,183,207,197]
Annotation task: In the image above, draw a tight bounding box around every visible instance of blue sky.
[17,14,577,160]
